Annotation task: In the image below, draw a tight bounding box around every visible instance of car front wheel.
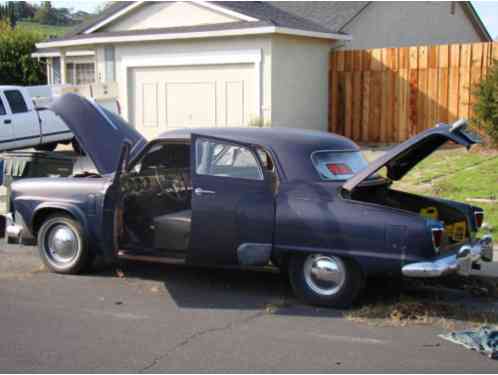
[288,253,363,308]
[37,214,93,274]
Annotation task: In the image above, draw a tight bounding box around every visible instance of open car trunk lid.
[342,120,479,192]
[50,93,147,175]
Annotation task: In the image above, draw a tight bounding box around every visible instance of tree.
[0,20,46,85]
[33,1,56,25]
[0,2,17,28]
[473,60,498,147]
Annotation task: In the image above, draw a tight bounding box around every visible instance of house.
[32,1,491,138]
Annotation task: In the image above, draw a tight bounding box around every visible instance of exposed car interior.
[119,142,192,252]
[118,139,275,254]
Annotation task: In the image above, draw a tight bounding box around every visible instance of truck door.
[189,134,275,266]
[0,92,15,147]
[3,89,38,149]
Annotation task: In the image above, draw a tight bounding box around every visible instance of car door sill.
[117,249,187,265]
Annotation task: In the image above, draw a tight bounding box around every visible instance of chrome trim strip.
[273,244,423,262]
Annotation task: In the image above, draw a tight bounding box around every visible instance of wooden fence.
[329,42,498,143]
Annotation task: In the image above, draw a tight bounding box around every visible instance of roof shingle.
[55,1,356,42]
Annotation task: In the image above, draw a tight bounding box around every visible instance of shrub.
[0,20,46,85]
[473,60,498,146]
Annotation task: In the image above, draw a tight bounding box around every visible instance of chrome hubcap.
[304,255,346,296]
[45,224,79,265]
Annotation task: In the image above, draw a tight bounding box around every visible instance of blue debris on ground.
[439,326,498,359]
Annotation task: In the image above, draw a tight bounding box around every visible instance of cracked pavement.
[1,244,498,371]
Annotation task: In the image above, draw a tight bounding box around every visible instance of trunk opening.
[348,183,473,248]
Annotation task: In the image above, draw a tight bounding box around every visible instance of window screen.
[0,98,6,115]
[76,63,95,84]
[66,63,95,84]
[4,90,27,114]
[196,139,263,180]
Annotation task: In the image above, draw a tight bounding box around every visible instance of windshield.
[312,151,369,181]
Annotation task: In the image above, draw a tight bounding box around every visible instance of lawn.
[16,21,72,39]
[390,146,498,241]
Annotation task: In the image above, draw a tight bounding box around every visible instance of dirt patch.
[346,298,498,329]
[347,278,498,329]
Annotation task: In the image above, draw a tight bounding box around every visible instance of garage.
[130,63,256,139]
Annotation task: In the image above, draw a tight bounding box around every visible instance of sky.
[473,1,498,39]
[15,1,498,39]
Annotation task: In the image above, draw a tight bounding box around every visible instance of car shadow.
[91,259,437,317]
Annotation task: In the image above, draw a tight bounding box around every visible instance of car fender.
[31,202,90,239]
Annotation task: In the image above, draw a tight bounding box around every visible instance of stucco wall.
[111,35,272,127]
[342,2,483,50]
[270,35,333,132]
[104,2,238,32]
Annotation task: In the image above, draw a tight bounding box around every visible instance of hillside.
[16,21,72,39]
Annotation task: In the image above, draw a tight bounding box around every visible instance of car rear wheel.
[288,253,363,308]
[37,214,93,274]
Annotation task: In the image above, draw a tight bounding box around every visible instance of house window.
[105,46,115,82]
[52,57,61,84]
[66,63,95,84]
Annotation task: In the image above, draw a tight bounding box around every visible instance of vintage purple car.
[5,94,493,307]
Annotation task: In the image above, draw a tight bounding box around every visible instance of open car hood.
[342,120,479,192]
[50,93,147,175]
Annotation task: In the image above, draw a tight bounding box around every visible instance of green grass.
[16,21,72,39]
[391,147,498,240]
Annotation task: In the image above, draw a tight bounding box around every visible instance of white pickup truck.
[0,85,120,152]
[0,86,74,152]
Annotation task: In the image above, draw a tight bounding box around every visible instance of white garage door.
[130,63,255,139]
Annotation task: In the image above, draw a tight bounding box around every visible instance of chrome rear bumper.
[402,235,494,278]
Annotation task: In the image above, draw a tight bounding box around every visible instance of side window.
[0,97,6,115]
[196,139,263,180]
[4,90,28,114]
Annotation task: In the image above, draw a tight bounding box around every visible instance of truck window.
[4,90,28,114]
[0,97,6,115]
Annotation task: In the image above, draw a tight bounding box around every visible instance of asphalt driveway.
[1,243,498,372]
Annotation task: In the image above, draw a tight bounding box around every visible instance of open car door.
[189,133,275,266]
[100,142,131,261]
[343,120,479,193]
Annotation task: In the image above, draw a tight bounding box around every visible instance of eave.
[35,26,352,50]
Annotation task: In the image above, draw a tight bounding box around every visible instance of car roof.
[157,127,360,181]
[0,86,23,90]
[158,127,358,151]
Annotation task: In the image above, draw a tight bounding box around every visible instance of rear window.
[311,151,368,181]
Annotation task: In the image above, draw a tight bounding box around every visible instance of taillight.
[326,163,352,175]
[475,211,484,228]
[432,228,443,252]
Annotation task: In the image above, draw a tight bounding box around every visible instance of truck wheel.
[35,143,57,152]
[288,253,363,308]
[37,214,93,274]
